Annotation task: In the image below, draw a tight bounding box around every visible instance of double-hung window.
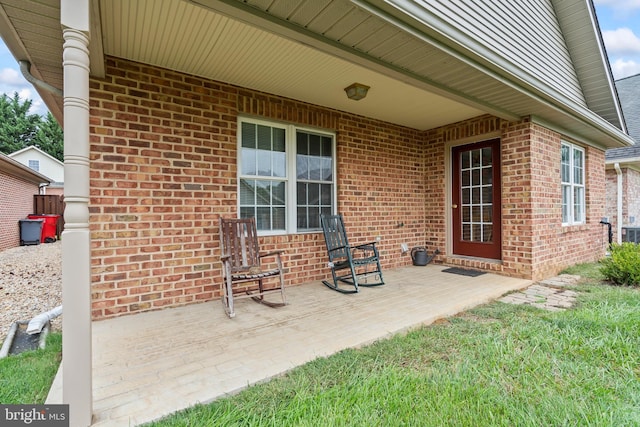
[561,141,585,225]
[238,118,335,234]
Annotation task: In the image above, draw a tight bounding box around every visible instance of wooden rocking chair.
[219,217,286,318]
[320,214,384,294]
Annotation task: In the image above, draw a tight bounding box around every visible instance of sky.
[1,1,640,117]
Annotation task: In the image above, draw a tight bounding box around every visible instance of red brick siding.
[90,57,608,319]
[0,171,40,251]
[606,166,640,242]
[89,57,424,319]
[426,117,606,280]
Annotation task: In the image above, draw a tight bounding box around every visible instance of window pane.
[257,150,271,176]
[561,163,570,183]
[574,187,584,223]
[462,206,470,222]
[462,188,470,204]
[256,207,271,230]
[320,184,332,205]
[472,224,482,241]
[297,182,307,205]
[241,122,256,148]
[472,187,480,204]
[297,132,308,154]
[273,181,286,206]
[308,210,321,229]
[240,179,255,204]
[256,181,271,206]
[462,170,470,186]
[297,154,308,180]
[562,184,570,223]
[481,147,492,166]
[482,206,492,222]
[472,169,480,186]
[482,167,493,185]
[462,224,471,240]
[241,148,256,175]
[471,149,481,167]
[309,134,321,156]
[310,157,321,180]
[272,207,286,230]
[240,207,254,220]
[482,224,492,242]
[321,137,332,157]
[482,186,492,204]
[297,207,308,228]
[308,183,320,205]
[461,152,470,169]
[257,125,271,150]
[273,151,286,177]
[322,157,333,181]
[273,128,285,152]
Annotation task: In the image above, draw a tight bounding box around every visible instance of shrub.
[600,242,640,286]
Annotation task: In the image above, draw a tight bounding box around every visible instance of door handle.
[452,204,458,209]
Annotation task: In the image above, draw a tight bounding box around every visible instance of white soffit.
[99,0,484,130]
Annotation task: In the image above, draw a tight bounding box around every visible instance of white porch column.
[61,1,92,425]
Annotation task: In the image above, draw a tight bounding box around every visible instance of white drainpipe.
[615,163,623,243]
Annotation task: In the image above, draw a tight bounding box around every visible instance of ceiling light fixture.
[344,83,370,101]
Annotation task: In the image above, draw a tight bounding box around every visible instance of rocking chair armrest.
[259,250,285,258]
[353,242,378,250]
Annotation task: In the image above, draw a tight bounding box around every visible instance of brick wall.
[89,57,609,319]
[426,117,607,281]
[625,168,640,226]
[606,166,640,242]
[89,57,425,319]
[0,171,40,251]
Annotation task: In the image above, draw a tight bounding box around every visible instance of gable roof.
[0,0,634,148]
[615,73,640,144]
[8,146,64,167]
[0,152,51,185]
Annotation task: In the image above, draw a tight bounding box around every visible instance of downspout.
[614,163,623,243]
[18,60,63,97]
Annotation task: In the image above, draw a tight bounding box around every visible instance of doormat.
[442,267,486,277]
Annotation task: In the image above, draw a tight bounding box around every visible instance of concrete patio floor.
[47,264,531,426]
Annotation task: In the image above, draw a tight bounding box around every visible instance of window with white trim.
[28,159,39,172]
[238,118,335,233]
[561,141,585,225]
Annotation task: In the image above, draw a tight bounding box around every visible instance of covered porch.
[47,265,530,426]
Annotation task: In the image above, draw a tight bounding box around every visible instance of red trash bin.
[27,214,61,243]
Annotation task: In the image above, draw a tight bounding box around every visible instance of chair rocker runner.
[320,214,384,293]
[219,217,286,318]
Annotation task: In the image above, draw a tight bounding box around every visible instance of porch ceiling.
[0,0,634,147]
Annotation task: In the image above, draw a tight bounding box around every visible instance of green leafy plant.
[600,242,640,286]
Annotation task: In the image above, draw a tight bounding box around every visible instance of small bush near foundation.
[600,243,640,286]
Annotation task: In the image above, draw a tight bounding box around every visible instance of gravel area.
[0,242,62,342]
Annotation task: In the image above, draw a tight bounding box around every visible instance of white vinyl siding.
[382,0,586,106]
[561,142,585,225]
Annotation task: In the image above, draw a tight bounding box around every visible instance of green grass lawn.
[0,332,62,404]
[147,264,640,426]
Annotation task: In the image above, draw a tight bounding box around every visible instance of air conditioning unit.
[622,227,640,244]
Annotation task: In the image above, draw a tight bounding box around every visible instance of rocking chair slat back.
[220,217,260,273]
[321,215,349,260]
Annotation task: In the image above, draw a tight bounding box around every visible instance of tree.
[0,92,63,161]
[33,112,64,161]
